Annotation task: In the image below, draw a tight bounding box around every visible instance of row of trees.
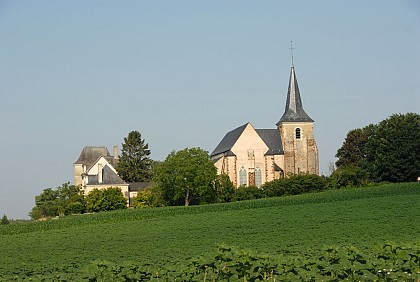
[333,113,419,186]
[133,166,330,208]
[29,185,127,220]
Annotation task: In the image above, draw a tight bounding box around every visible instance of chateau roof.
[277,65,314,125]
[74,146,117,168]
[87,165,126,185]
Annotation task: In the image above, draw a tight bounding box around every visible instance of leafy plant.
[0,215,9,225]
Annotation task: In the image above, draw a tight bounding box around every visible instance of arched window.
[255,168,262,188]
[239,167,247,186]
[295,128,301,139]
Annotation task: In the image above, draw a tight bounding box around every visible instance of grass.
[0,182,419,276]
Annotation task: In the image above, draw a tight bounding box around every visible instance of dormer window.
[295,128,301,139]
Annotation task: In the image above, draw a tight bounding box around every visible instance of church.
[210,63,319,187]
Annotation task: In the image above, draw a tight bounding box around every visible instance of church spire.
[276,64,314,126]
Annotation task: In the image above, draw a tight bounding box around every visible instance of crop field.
[0,182,419,280]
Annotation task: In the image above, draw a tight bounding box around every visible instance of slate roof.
[74,146,117,168]
[274,163,283,172]
[87,165,126,185]
[210,124,283,157]
[277,65,314,125]
[255,129,284,155]
[210,123,248,157]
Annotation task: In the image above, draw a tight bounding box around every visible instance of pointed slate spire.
[277,65,314,126]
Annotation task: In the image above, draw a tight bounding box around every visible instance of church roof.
[255,129,284,155]
[277,65,314,125]
[210,123,248,156]
[210,124,283,157]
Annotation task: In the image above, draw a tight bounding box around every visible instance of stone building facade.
[73,146,129,197]
[211,64,319,187]
[73,146,152,205]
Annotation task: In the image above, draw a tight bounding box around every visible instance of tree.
[131,189,155,208]
[329,165,369,189]
[29,183,85,220]
[335,125,376,168]
[56,182,86,215]
[117,130,152,182]
[154,147,217,206]
[335,113,420,183]
[30,188,60,219]
[213,174,235,203]
[1,215,9,225]
[366,113,420,182]
[85,187,127,212]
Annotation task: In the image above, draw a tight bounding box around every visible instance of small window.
[239,167,247,186]
[295,128,301,139]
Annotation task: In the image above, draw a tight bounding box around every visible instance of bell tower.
[277,62,319,176]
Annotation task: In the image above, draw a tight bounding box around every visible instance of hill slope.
[0,182,419,277]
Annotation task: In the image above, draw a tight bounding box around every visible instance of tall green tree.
[117,130,152,182]
[335,113,420,183]
[154,147,217,206]
[335,125,376,168]
[366,113,420,182]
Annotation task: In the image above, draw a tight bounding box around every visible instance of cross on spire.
[289,41,295,66]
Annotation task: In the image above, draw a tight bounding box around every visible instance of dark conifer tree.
[117,130,152,182]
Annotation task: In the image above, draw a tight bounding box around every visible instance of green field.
[1,182,419,280]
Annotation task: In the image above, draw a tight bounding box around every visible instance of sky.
[0,1,419,219]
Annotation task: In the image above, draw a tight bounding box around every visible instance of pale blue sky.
[1,1,419,219]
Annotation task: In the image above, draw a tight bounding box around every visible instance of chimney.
[113,145,118,160]
[98,163,103,184]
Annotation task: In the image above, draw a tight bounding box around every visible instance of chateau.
[210,64,319,187]
[74,146,129,197]
[73,146,150,204]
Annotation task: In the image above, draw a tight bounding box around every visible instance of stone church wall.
[280,122,318,175]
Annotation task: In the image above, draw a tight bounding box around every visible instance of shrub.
[262,174,327,197]
[131,189,154,208]
[329,165,369,189]
[1,215,9,225]
[213,174,235,203]
[232,186,264,201]
[86,187,127,212]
